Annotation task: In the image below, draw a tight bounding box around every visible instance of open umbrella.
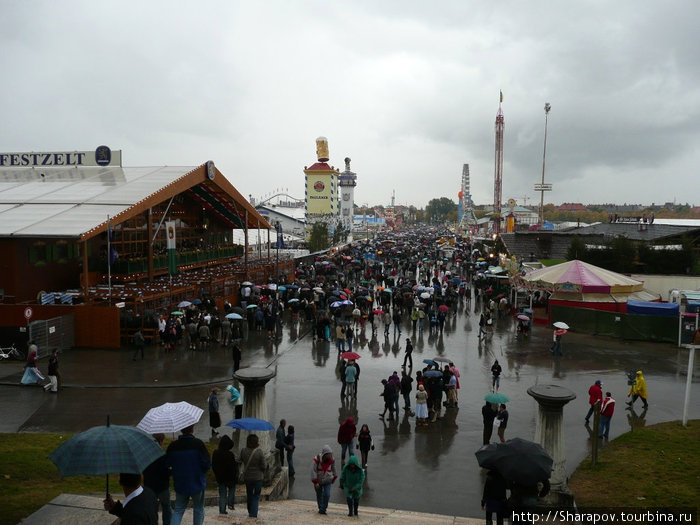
[340,351,361,360]
[517,314,530,321]
[485,393,510,404]
[422,358,438,367]
[330,301,343,308]
[170,311,184,316]
[420,292,431,299]
[373,309,384,315]
[438,305,449,313]
[278,285,287,291]
[241,281,253,286]
[287,298,300,303]
[553,321,570,330]
[225,417,275,431]
[341,300,353,306]
[246,304,258,309]
[177,300,192,308]
[49,419,165,498]
[137,401,204,434]
[192,298,202,305]
[555,329,568,336]
[433,356,451,363]
[225,313,243,320]
[232,306,245,315]
[475,438,553,486]
[423,370,442,378]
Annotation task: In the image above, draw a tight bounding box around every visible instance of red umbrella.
[555,329,568,336]
[341,352,361,360]
[438,305,449,312]
[373,309,384,315]
[344,288,352,295]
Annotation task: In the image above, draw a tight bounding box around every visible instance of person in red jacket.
[337,417,357,466]
[599,392,615,439]
[585,380,603,423]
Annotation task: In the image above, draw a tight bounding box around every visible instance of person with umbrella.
[345,359,359,398]
[166,424,211,525]
[495,404,509,442]
[143,433,171,525]
[482,401,498,445]
[103,472,158,525]
[481,469,507,525]
[240,434,266,519]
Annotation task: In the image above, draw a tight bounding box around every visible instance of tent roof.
[516,259,644,294]
[0,163,270,240]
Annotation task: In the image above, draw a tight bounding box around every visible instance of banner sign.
[0,146,122,168]
[166,221,177,249]
[305,174,335,215]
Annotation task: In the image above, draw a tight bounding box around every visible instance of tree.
[308,222,330,252]
[333,222,348,244]
[425,197,457,223]
[567,236,587,261]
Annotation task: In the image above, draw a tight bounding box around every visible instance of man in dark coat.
[142,434,171,525]
[482,401,498,445]
[104,472,158,525]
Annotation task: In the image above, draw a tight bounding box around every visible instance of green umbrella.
[49,418,164,498]
[170,311,184,315]
[485,393,510,404]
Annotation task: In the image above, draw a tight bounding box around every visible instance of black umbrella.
[475,438,553,486]
[231,306,245,315]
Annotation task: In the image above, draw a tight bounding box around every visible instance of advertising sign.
[0,146,122,168]
[306,174,334,215]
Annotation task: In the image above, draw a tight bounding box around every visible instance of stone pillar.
[233,367,279,484]
[527,384,576,506]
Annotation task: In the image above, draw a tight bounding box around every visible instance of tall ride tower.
[458,164,477,232]
[338,157,357,241]
[493,92,505,234]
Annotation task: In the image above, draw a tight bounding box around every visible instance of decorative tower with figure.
[304,137,340,240]
[338,157,357,242]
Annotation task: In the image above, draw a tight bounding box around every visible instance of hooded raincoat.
[339,455,365,499]
[628,371,648,398]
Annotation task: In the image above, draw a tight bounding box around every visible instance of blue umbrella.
[423,370,442,378]
[225,417,275,431]
[422,359,438,367]
[278,285,287,291]
[330,301,343,308]
[225,313,243,320]
[192,298,202,305]
[341,299,354,306]
[287,298,300,303]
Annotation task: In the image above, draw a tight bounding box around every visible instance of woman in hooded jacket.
[339,455,365,517]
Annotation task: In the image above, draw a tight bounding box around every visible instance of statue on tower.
[344,157,351,171]
[316,136,329,162]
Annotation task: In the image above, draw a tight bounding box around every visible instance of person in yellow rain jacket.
[626,370,648,409]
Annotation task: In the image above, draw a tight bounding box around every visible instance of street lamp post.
[539,103,551,227]
[275,221,280,281]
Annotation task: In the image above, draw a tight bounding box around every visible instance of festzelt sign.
[0,146,122,168]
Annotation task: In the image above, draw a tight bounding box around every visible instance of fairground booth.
[509,259,690,342]
[0,147,294,350]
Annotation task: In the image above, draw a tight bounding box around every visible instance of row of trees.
[566,235,697,275]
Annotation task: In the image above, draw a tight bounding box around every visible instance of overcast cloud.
[2,1,698,209]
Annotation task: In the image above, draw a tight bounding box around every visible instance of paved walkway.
[24,494,483,525]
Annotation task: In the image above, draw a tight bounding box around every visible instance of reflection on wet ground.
[0,299,697,516]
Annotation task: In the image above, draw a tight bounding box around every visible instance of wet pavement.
[1,301,698,518]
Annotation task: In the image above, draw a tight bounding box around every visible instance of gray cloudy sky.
[2,1,698,209]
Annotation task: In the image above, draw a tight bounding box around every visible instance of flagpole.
[107,215,112,306]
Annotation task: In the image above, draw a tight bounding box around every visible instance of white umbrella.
[241,281,253,286]
[178,300,192,308]
[553,321,570,330]
[420,292,431,299]
[137,402,203,434]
